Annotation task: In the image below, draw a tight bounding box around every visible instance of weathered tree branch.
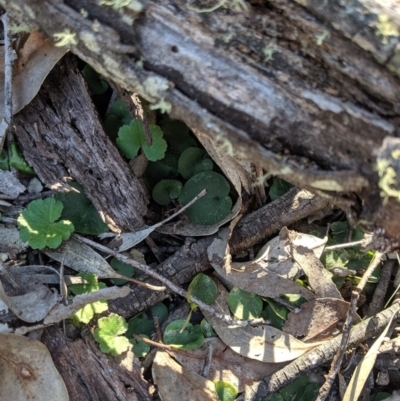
[3,0,400,244]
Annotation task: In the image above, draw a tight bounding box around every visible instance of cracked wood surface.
[3,0,400,243]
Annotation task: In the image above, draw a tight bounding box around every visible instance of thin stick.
[73,233,263,328]
[323,240,364,252]
[1,12,16,151]
[316,251,384,401]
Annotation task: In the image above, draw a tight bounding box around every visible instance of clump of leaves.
[228,287,263,320]
[117,119,167,161]
[163,320,204,350]
[93,313,130,356]
[178,147,213,179]
[55,182,109,235]
[9,142,34,174]
[82,64,108,95]
[109,258,135,286]
[69,273,108,323]
[152,179,183,206]
[179,171,232,225]
[104,99,132,141]
[17,198,74,249]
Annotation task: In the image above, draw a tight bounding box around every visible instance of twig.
[73,233,262,328]
[202,341,213,377]
[316,251,384,401]
[367,259,395,317]
[323,240,364,252]
[245,293,400,401]
[0,12,16,151]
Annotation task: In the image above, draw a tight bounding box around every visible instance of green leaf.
[126,311,155,338]
[69,273,108,323]
[228,287,263,320]
[9,142,34,174]
[278,374,321,401]
[200,319,217,338]
[104,99,132,140]
[266,395,284,401]
[163,320,204,350]
[116,119,167,161]
[152,179,183,206]
[159,117,197,153]
[178,147,213,179]
[214,381,238,401]
[130,334,150,357]
[150,302,169,324]
[188,273,218,304]
[82,64,108,95]
[261,299,288,330]
[109,258,135,286]
[178,171,232,225]
[269,178,293,201]
[55,182,109,235]
[93,313,130,356]
[17,198,74,249]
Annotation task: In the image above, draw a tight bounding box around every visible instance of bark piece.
[41,326,151,401]
[14,55,147,232]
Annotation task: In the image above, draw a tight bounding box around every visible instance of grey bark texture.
[2,0,400,245]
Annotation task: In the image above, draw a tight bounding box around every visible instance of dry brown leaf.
[201,281,321,363]
[0,333,69,401]
[0,32,67,120]
[231,228,326,279]
[291,245,342,299]
[170,338,285,392]
[283,298,350,342]
[208,228,316,300]
[0,281,58,323]
[152,350,219,401]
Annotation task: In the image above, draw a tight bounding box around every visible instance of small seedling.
[93,313,130,356]
[69,273,108,323]
[9,142,34,174]
[178,171,232,225]
[55,182,109,235]
[117,119,167,161]
[17,198,74,249]
[178,147,213,179]
[152,179,183,206]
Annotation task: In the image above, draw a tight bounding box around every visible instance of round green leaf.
[130,334,150,357]
[55,182,109,235]
[200,319,217,338]
[188,273,218,304]
[214,381,238,401]
[150,302,169,324]
[228,287,263,320]
[178,147,213,179]
[126,312,155,338]
[178,171,232,225]
[163,320,204,350]
[152,179,183,206]
[110,258,135,285]
[142,124,168,162]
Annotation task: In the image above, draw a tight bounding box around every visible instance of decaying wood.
[109,188,328,317]
[41,326,151,401]
[3,0,400,243]
[14,55,148,232]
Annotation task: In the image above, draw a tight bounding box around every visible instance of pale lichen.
[188,0,248,13]
[373,14,398,45]
[262,41,277,62]
[215,134,235,157]
[149,99,172,114]
[54,29,78,47]
[316,30,330,46]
